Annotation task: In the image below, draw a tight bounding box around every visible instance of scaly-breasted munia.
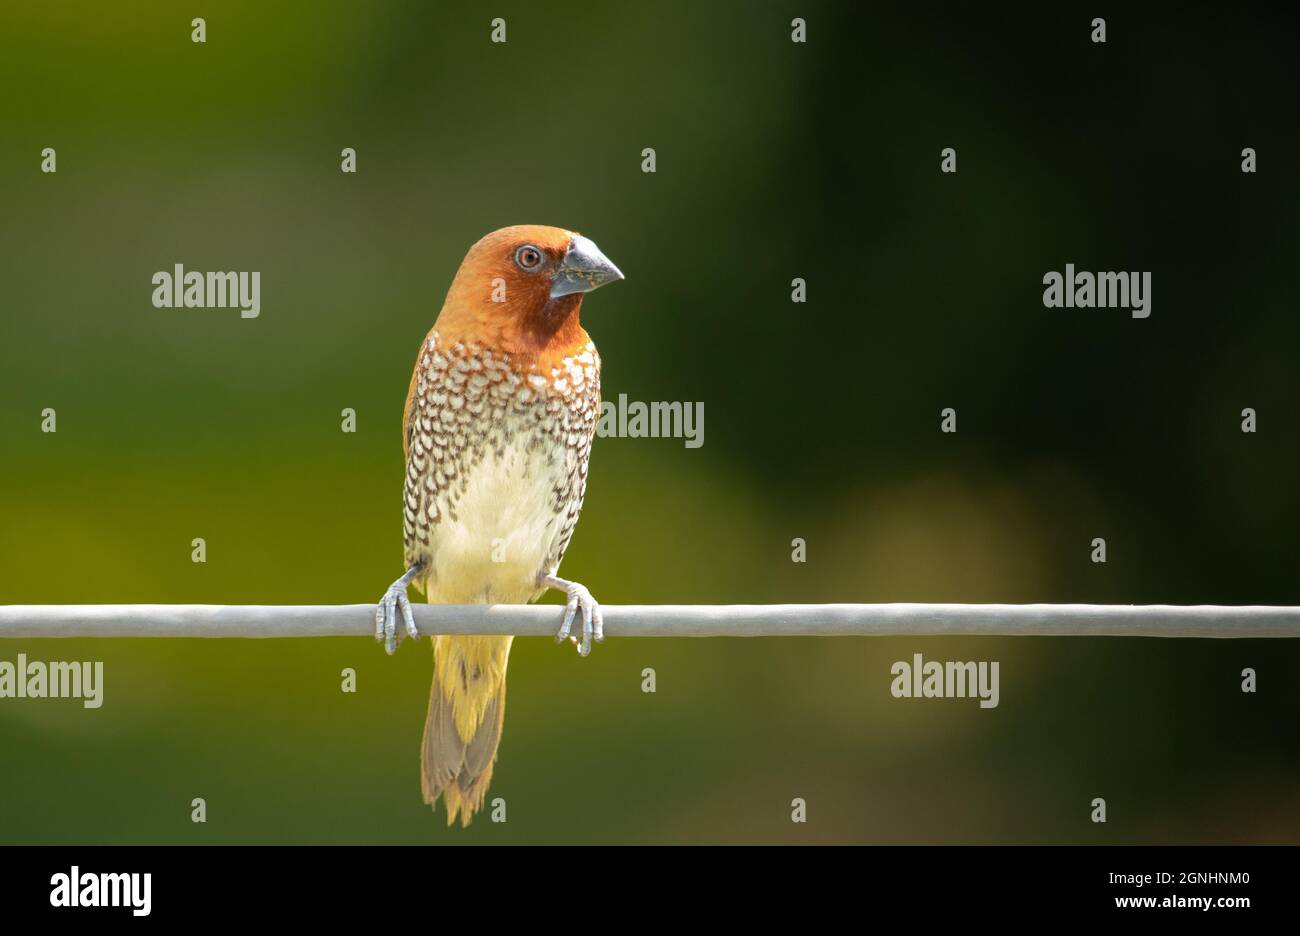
[374,225,622,826]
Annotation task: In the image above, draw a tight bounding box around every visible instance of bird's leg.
[539,573,604,657]
[375,563,422,655]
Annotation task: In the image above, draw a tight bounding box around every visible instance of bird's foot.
[375,565,422,655]
[541,574,604,657]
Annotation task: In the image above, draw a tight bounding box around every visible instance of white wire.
[0,603,1297,638]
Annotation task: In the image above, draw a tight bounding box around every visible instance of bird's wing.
[402,327,436,463]
[401,327,444,581]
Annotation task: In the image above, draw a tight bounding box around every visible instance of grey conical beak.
[550,234,624,299]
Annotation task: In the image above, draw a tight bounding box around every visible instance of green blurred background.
[2,1,1298,843]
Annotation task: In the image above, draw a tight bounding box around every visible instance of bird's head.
[435,224,623,361]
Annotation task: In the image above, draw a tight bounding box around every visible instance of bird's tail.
[421,635,510,827]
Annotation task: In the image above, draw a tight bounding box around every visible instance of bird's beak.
[550,234,624,299]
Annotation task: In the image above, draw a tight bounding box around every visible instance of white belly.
[426,436,567,604]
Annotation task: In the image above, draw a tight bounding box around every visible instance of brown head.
[433,225,623,364]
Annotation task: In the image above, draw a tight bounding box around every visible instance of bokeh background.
[2,1,1298,843]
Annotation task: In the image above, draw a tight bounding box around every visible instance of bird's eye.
[515,245,544,271]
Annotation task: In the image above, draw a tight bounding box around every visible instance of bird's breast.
[404,334,600,604]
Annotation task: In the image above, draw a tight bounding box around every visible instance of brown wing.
[401,327,444,582]
[402,327,435,463]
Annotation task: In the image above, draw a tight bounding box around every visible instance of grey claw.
[558,602,577,643]
[399,593,418,640]
[376,567,421,655]
[579,602,593,656]
[545,577,603,656]
[384,595,398,655]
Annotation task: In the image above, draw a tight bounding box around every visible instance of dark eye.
[515,245,543,271]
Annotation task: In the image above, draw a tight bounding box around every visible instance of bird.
[374,224,623,826]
